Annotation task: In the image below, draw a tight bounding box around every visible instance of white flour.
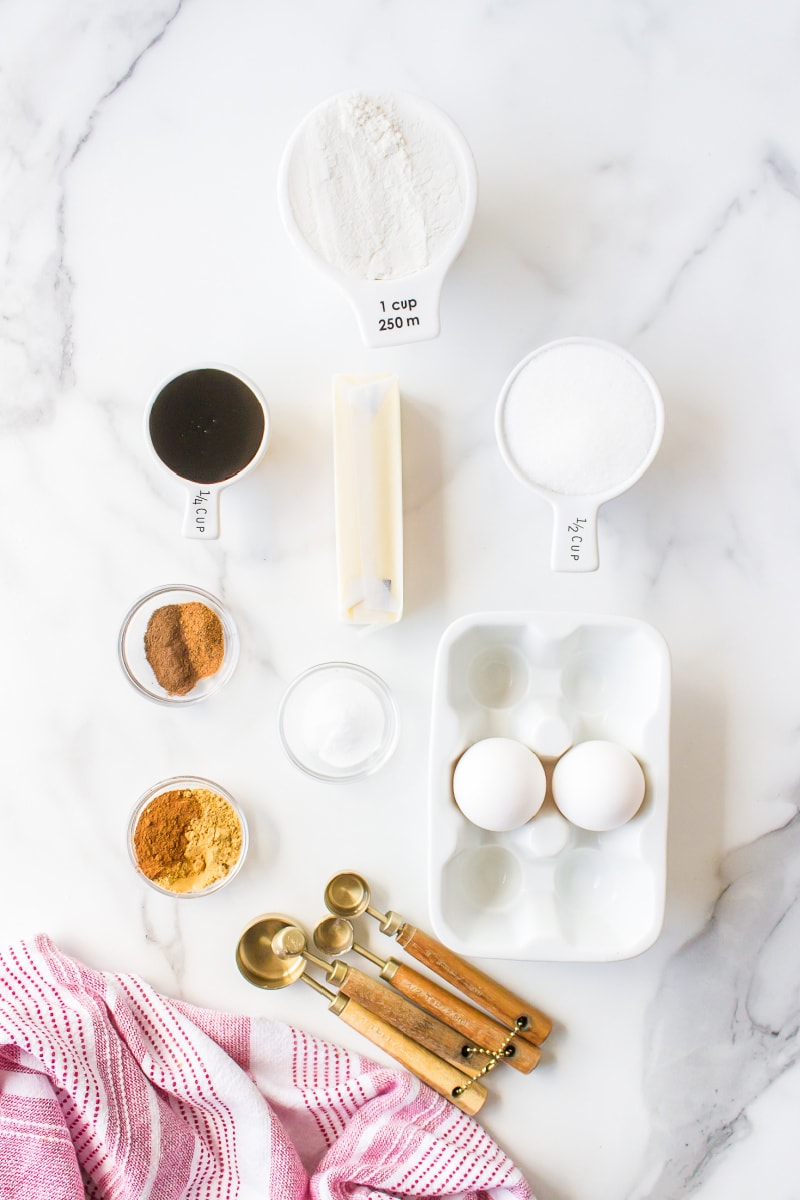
[287,91,466,281]
[500,342,659,496]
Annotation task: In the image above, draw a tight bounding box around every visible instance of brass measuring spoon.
[324,871,552,1046]
[314,916,539,1075]
[274,924,485,1078]
[235,914,487,1115]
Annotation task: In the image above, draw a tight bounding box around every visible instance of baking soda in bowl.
[278,662,399,781]
[301,677,386,769]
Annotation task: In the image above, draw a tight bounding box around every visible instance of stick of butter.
[333,374,403,626]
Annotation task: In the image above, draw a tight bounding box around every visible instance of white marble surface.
[2,2,799,1197]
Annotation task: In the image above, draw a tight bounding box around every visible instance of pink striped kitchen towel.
[0,936,533,1200]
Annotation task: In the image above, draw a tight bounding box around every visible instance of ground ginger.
[133,787,242,894]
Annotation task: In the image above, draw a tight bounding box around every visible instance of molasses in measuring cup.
[145,364,270,539]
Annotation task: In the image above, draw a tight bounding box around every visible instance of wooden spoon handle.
[334,996,487,1116]
[338,965,482,1076]
[390,963,540,1074]
[396,924,552,1046]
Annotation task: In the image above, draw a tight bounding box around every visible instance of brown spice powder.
[133,787,243,894]
[144,602,225,695]
[178,603,224,681]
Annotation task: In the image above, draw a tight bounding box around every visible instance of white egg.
[551,740,646,831]
[453,737,546,832]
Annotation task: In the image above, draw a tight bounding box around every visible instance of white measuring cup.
[144,363,270,540]
[495,337,664,572]
[278,89,477,348]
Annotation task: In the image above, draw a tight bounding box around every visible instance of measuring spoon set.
[236,871,552,1114]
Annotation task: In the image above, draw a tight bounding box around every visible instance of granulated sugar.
[499,341,659,496]
[287,91,465,281]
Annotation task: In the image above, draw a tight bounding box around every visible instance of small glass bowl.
[128,775,249,898]
[278,662,400,782]
[118,584,239,705]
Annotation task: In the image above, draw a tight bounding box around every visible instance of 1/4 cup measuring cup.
[278,89,477,348]
[495,337,664,571]
[145,364,270,539]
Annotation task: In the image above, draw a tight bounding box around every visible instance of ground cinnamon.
[133,789,201,879]
[132,786,243,894]
[144,602,224,695]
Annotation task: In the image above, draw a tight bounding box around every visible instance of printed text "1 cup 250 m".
[379,298,420,332]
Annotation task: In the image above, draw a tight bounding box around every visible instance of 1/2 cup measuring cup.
[145,364,270,539]
[278,89,477,348]
[495,338,664,571]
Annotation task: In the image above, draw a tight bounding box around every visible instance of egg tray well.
[427,612,671,962]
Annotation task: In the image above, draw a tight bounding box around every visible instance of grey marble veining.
[0,1,182,425]
[634,810,800,1198]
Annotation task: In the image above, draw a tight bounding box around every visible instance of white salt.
[300,676,386,769]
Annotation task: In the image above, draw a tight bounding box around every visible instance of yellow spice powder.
[151,787,243,894]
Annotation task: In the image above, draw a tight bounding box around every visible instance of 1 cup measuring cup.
[495,337,664,572]
[278,89,477,348]
[145,364,270,539]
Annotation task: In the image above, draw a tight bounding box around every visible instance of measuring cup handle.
[388,963,541,1074]
[338,966,481,1075]
[336,996,487,1115]
[348,273,444,349]
[396,924,552,1046]
[181,483,221,539]
[549,499,600,572]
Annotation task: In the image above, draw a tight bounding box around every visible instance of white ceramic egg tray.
[428,612,670,961]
